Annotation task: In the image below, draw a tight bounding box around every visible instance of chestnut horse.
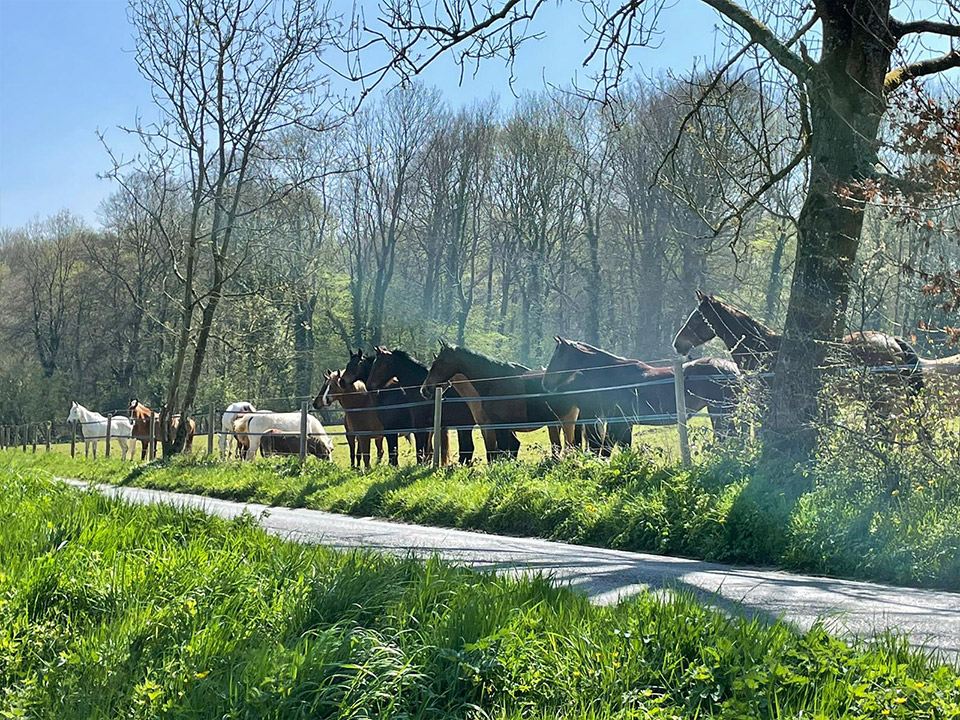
[420,342,580,460]
[127,400,195,460]
[314,369,385,469]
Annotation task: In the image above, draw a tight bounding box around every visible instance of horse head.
[674,291,720,356]
[342,349,366,384]
[421,342,459,398]
[542,337,585,392]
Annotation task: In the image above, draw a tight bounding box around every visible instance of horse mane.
[446,344,530,375]
[568,340,633,364]
[705,296,780,345]
[388,348,427,370]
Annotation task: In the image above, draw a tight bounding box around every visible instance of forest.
[2,79,957,429]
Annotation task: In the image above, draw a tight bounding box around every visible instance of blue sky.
[0,0,732,230]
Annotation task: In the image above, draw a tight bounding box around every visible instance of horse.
[127,400,195,460]
[314,369,385,469]
[259,428,332,460]
[341,349,416,466]
[67,401,134,460]
[233,411,333,461]
[671,291,926,432]
[542,338,742,445]
[420,341,580,460]
[220,401,256,457]
[366,347,479,465]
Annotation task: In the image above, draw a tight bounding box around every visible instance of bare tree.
[108,0,340,452]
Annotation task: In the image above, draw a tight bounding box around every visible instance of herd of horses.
[65,292,959,465]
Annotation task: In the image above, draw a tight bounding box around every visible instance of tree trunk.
[764,4,893,456]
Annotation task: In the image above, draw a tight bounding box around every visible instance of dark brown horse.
[542,338,741,443]
[365,347,479,465]
[314,369,384,469]
[127,400,195,460]
[420,342,580,460]
[671,291,925,427]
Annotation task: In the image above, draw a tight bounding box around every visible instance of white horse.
[67,401,134,460]
[220,401,257,457]
[233,411,333,461]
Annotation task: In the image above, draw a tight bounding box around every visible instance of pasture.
[1,468,956,719]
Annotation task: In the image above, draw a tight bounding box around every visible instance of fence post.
[20,426,26,453]
[46,421,52,452]
[299,401,309,463]
[673,358,691,467]
[32,424,37,453]
[71,421,77,458]
[433,386,443,469]
[208,402,215,456]
[105,414,112,459]
[149,412,157,461]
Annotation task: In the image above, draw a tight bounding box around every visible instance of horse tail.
[894,336,925,395]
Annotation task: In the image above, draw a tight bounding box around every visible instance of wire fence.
[3,351,956,465]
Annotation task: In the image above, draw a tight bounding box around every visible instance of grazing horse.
[542,338,742,444]
[259,429,332,460]
[671,291,925,430]
[314,369,385,469]
[233,412,333,461]
[127,400,195,460]
[221,401,256,457]
[67,401,134,460]
[366,347,479,465]
[420,342,580,460]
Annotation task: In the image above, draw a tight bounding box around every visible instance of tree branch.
[698,0,813,82]
[885,49,960,92]
[891,17,960,39]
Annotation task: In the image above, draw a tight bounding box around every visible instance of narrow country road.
[60,478,960,663]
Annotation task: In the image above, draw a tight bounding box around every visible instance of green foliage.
[0,469,956,719]
[7,428,960,591]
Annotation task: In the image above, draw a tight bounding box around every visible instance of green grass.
[5,428,960,592]
[0,468,956,719]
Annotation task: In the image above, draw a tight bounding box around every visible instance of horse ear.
[554,335,562,345]
[439,337,450,349]
[695,289,705,302]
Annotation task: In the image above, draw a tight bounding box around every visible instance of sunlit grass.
[0,468,955,719]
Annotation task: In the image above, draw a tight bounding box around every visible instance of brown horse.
[542,338,742,444]
[314,369,385,469]
[671,291,926,429]
[366,347,480,465]
[127,400,195,460]
[420,342,580,460]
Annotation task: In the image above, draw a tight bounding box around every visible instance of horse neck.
[75,406,101,423]
[711,305,780,353]
[336,381,373,408]
[390,356,428,387]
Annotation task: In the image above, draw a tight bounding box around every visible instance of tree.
[350,0,960,456]
[109,0,339,452]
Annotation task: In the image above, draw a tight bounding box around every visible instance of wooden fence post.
[673,358,691,467]
[105,414,112,459]
[20,426,26,453]
[31,425,37,453]
[46,421,52,452]
[149,412,157,461]
[208,402,215,456]
[433,387,443,469]
[71,421,77,458]
[299,401,309,463]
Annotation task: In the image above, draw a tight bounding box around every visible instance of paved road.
[60,478,960,663]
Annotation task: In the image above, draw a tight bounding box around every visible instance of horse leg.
[92,440,97,459]
[140,440,147,461]
[347,433,356,468]
[387,433,399,466]
[374,436,384,462]
[608,422,632,452]
[359,435,371,470]
[457,429,474,464]
[246,436,260,461]
[547,425,561,458]
[415,431,430,464]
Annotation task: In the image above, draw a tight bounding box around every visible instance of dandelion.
[194,671,209,679]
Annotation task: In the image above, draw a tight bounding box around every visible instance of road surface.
[60,478,960,663]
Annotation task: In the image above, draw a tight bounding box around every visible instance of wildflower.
[194,671,209,679]
[892,489,900,496]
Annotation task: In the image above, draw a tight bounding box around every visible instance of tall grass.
[0,469,956,719]
[3,427,959,592]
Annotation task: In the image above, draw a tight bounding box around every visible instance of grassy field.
[5,427,960,592]
[1,467,956,719]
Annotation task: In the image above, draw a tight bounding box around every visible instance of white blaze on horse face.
[321,381,332,407]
